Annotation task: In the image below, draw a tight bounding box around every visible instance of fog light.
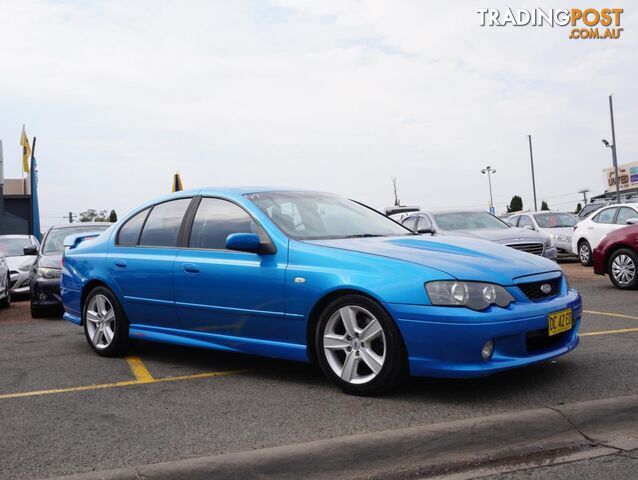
[482,340,494,360]
[38,293,48,301]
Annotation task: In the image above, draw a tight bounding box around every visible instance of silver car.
[401,210,557,261]
[507,212,578,260]
[0,235,41,297]
[0,255,10,307]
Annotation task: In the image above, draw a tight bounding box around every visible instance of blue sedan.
[61,188,581,395]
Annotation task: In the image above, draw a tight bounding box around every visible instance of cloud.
[0,0,635,226]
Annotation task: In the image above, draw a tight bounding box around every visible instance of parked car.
[62,188,581,395]
[28,223,112,317]
[571,203,638,266]
[577,202,606,220]
[592,224,638,289]
[507,212,578,260]
[0,235,41,297]
[401,210,557,261]
[0,255,10,308]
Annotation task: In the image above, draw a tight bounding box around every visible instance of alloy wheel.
[611,254,636,286]
[579,243,590,264]
[86,294,116,349]
[322,305,386,385]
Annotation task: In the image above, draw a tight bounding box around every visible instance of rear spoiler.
[63,232,103,250]
[384,206,421,217]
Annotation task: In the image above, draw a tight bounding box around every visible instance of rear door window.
[139,199,191,247]
[592,208,618,224]
[616,207,638,225]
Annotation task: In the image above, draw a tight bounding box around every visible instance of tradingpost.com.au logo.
[477,8,623,39]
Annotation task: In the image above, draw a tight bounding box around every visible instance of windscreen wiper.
[342,234,386,238]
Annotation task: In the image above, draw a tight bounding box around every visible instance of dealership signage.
[604,161,638,192]
[477,8,624,40]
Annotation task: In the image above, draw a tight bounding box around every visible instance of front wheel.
[315,295,407,396]
[578,240,593,266]
[0,276,10,308]
[83,287,130,357]
[608,249,638,290]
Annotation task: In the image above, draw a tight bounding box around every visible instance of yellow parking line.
[584,310,638,321]
[126,356,154,383]
[581,328,638,337]
[0,370,243,400]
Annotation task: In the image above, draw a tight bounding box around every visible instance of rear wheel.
[578,240,593,266]
[83,287,130,357]
[315,295,407,396]
[608,249,638,290]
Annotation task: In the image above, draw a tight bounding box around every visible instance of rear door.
[107,198,192,328]
[589,207,619,247]
[174,197,288,344]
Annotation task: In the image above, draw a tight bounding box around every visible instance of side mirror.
[417,227,435,235]
[23,244,39,256]
[226,233,275,254]
[626,218,638,225]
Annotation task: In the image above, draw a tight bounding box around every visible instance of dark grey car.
[401,210,557,261]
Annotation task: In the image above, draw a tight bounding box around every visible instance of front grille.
[507,242,544,256]
[518,277,562,301]
[526,328,570,353]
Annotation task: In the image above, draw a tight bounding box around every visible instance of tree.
[506,195,523,213]
[79,209,109,222]
[541,200,550,211]
[108,210,118,222]
[575,203,582,214]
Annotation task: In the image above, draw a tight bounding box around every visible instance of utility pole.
[608,94,621,204]
[481,166,496,214]
[68,212,76,223]
[578,188,590,205]
[527,135,538,211]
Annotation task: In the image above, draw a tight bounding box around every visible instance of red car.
[593,224,638,289]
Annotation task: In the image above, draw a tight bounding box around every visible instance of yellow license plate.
[548,308,573,336]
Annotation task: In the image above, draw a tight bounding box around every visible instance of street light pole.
[608,94,621,204]
[527,135,538,211]
[481,166,496,214]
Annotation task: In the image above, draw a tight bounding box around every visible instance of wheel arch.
[605,244,636,271]
[305,288,405,364]
[80,279,111,324]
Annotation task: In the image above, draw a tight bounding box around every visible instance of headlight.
[550,233,569,243]
[425,281,515,311]
[37,267,61,279]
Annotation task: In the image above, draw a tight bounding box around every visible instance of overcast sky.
[1,0,636,227]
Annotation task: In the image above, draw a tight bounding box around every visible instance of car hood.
[6,256,36,270]
[38,254,63,269]
[308,235,560,285]
[437,227,547,244]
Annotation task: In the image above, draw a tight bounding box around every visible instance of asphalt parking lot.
[1,262,637,480]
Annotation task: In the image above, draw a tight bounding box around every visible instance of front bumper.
[9,270,31,295]
[592,246,606,275]
[30,277,62,307]
[543,246,558,261]
[386,287,582,378]
[554,240,577,259]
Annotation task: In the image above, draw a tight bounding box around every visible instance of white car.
[0,235,40,297]
[508,211,578,260]
[572,203,638,266]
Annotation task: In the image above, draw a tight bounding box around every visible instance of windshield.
[42,225,109,254]
[0,236,33,257]
[434,211,509,231]
[533,212,577,228]
[246,192,411,240]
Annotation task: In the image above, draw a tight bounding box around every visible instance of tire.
[578,240,593,266]
[315,294,407,396]
[0,276,10,308]
[83,286,130,357]
[607,248,638,290]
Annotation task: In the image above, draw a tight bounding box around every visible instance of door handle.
[113,260,127,269]
[182,263,200,274]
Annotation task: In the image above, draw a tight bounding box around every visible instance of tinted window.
[189,198,261,250]
[616,207,638,225]
[117,208,150,246]
[402,217,417,231]
[43,226,110,254]
[518,215,534,228]
[139,199,190,247]
[593,208,618,224]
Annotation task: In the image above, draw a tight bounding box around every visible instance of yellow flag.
[20,125,31,173]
